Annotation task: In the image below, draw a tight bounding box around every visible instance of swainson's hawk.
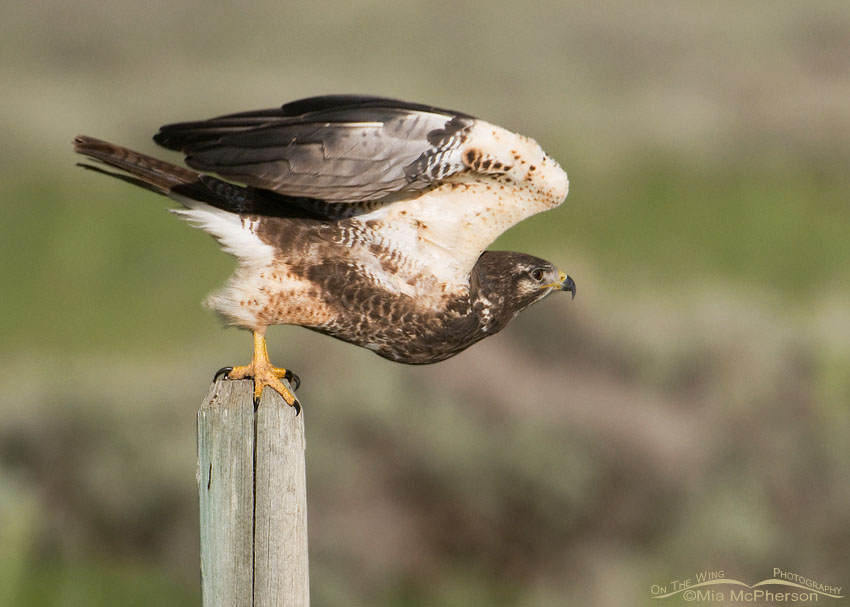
[74,95,575,411]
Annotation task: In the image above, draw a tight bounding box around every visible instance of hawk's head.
[472,251,575,332]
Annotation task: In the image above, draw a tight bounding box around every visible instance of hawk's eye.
[531,268,545,282]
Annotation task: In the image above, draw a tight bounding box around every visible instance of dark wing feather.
[154,95,475,203]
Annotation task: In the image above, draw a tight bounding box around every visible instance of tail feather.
[73,135,279,268]
[73,135,200,196]
[73,135,325,221]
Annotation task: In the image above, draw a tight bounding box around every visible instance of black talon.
[284,370,301,391]
[292,399,302,417]
[214,366,233,381]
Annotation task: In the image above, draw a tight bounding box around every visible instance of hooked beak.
[542,270,577,300]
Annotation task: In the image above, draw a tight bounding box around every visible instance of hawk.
[74,95,575,412]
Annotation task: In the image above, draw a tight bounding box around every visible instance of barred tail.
[73,135,321,221]
[73,135,256,211]
[73,135,278,270]
[73,135,202,197]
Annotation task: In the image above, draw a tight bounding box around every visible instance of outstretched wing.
[155,95,569,289]
[155,95,476,203]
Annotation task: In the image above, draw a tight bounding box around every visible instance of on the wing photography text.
[650,568,843,603]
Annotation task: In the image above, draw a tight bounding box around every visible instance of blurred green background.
[1,1,849,606]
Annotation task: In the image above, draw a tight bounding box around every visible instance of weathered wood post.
[197,378,309,607]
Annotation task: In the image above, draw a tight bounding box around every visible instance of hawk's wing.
[155,95,475,203]
[155,95,569,288]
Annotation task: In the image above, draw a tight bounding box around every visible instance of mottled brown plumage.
[74,95,575,406]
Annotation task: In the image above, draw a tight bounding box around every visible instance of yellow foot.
[213,331,301,414]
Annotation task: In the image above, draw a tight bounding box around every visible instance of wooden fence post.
[197,378,309,607]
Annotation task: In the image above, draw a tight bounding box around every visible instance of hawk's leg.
[218,330,301,413]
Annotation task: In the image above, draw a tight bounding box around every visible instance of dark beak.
[560,274,576,299]
[543,270,577,300]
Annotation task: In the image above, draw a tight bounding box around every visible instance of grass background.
[1,1,849,606]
